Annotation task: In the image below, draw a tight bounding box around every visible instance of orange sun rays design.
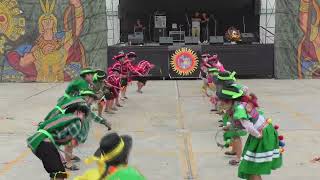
[170,48,198,76]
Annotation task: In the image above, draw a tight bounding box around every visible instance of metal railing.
[259,26,275,44]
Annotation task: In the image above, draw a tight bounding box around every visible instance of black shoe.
[218,120,223,123]
[64,164,80,171]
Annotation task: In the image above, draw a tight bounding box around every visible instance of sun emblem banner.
[169,47,200,78]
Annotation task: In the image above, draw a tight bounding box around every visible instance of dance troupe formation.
[27,52,153,179]
[200,53,284,180]
[25,50,284,180]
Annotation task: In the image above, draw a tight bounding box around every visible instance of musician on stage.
[134,19,145,34]
[192,12,201,39]
[201,12,209,43]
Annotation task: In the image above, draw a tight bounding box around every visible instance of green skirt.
[238,124,282,179]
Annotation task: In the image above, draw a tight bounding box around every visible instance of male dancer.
[120,52,141,99]
[27,103,90,179]
[134,60,155,93]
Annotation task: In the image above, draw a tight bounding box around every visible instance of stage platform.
[107,43,274,78]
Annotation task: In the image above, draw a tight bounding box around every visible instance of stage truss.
[260,0,275,44]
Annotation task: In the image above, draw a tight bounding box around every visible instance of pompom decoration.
[278,135,284,141]
[280,148,285,154]
[279,141,285,147]
[274,125,279,130]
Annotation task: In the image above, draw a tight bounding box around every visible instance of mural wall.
[275,0,320,79]
[0,0,108,82]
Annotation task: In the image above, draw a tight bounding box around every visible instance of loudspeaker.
[159,37,173,45]
[241,33,257,44]
[209,36,224,44]
[185,36,199,45]
[128,34,144,45]
[254,0,261,15]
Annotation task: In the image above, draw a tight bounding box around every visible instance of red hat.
[112,53,126,60]
[126,52,137,58]
[201,53,210,58]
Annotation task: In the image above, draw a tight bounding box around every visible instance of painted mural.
[0,0,108,82]
[275,0,320,79]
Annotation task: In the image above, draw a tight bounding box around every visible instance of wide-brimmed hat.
[93,69,106,81]
[217,83,244,100]
[64,102,90,117]
[94,132,132,163]
[112,53,126,61]
[126,52,137,58]
[201,53,210,58]
[208,67,219,75]
[80,68,96,77]
[216,71,236,86]
[80,90,98,100]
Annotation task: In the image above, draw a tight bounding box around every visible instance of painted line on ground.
[0,149,31,176]
[175,80,198,180]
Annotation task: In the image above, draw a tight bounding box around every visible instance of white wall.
[106,0,120,45]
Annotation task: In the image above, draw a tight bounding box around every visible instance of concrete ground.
[0,79,320,180]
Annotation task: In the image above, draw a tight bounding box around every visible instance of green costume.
[106,166,146,180]
[59,68,96,102]
[27,113,83,152]
[92,71,111,100]
[236,106,282,179]
[45,96,86,121]
[74,166,146,180]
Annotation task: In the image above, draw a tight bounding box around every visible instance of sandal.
[64,164,80,171]
[229,159,240,166]
[116,104,123,107]
[71,156,81,163]
[224,151,236,156]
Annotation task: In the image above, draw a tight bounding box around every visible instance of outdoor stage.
[107,43,274,78]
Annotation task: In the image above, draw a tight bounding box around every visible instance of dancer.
[200,53,211,95]
[205,67,219,111]
[134,60,155,93]
[42,90,112,171]
[75,132,146,180]
[104,66,122,113]
[27,103,90,179]
[63,90,112,171]
[208,54,225,72]
[217,85,283,178]
[120,52,142,99]
[59,68,96,102]
[92,70,109,116]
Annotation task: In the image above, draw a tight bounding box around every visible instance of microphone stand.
[185,13,191,36]
[242,16,246,33]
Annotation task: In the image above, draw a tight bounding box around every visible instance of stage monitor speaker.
[209,36,224,44]
[185,36,199,45]
[159,37,173,45]
[241,33,257,44]
[128,34,144,45]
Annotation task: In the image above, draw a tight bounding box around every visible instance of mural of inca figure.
[5,0,86,82]
[298,0,320,78]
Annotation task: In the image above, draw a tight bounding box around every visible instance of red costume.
[105,68,121,98]
[135,60,154,76]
